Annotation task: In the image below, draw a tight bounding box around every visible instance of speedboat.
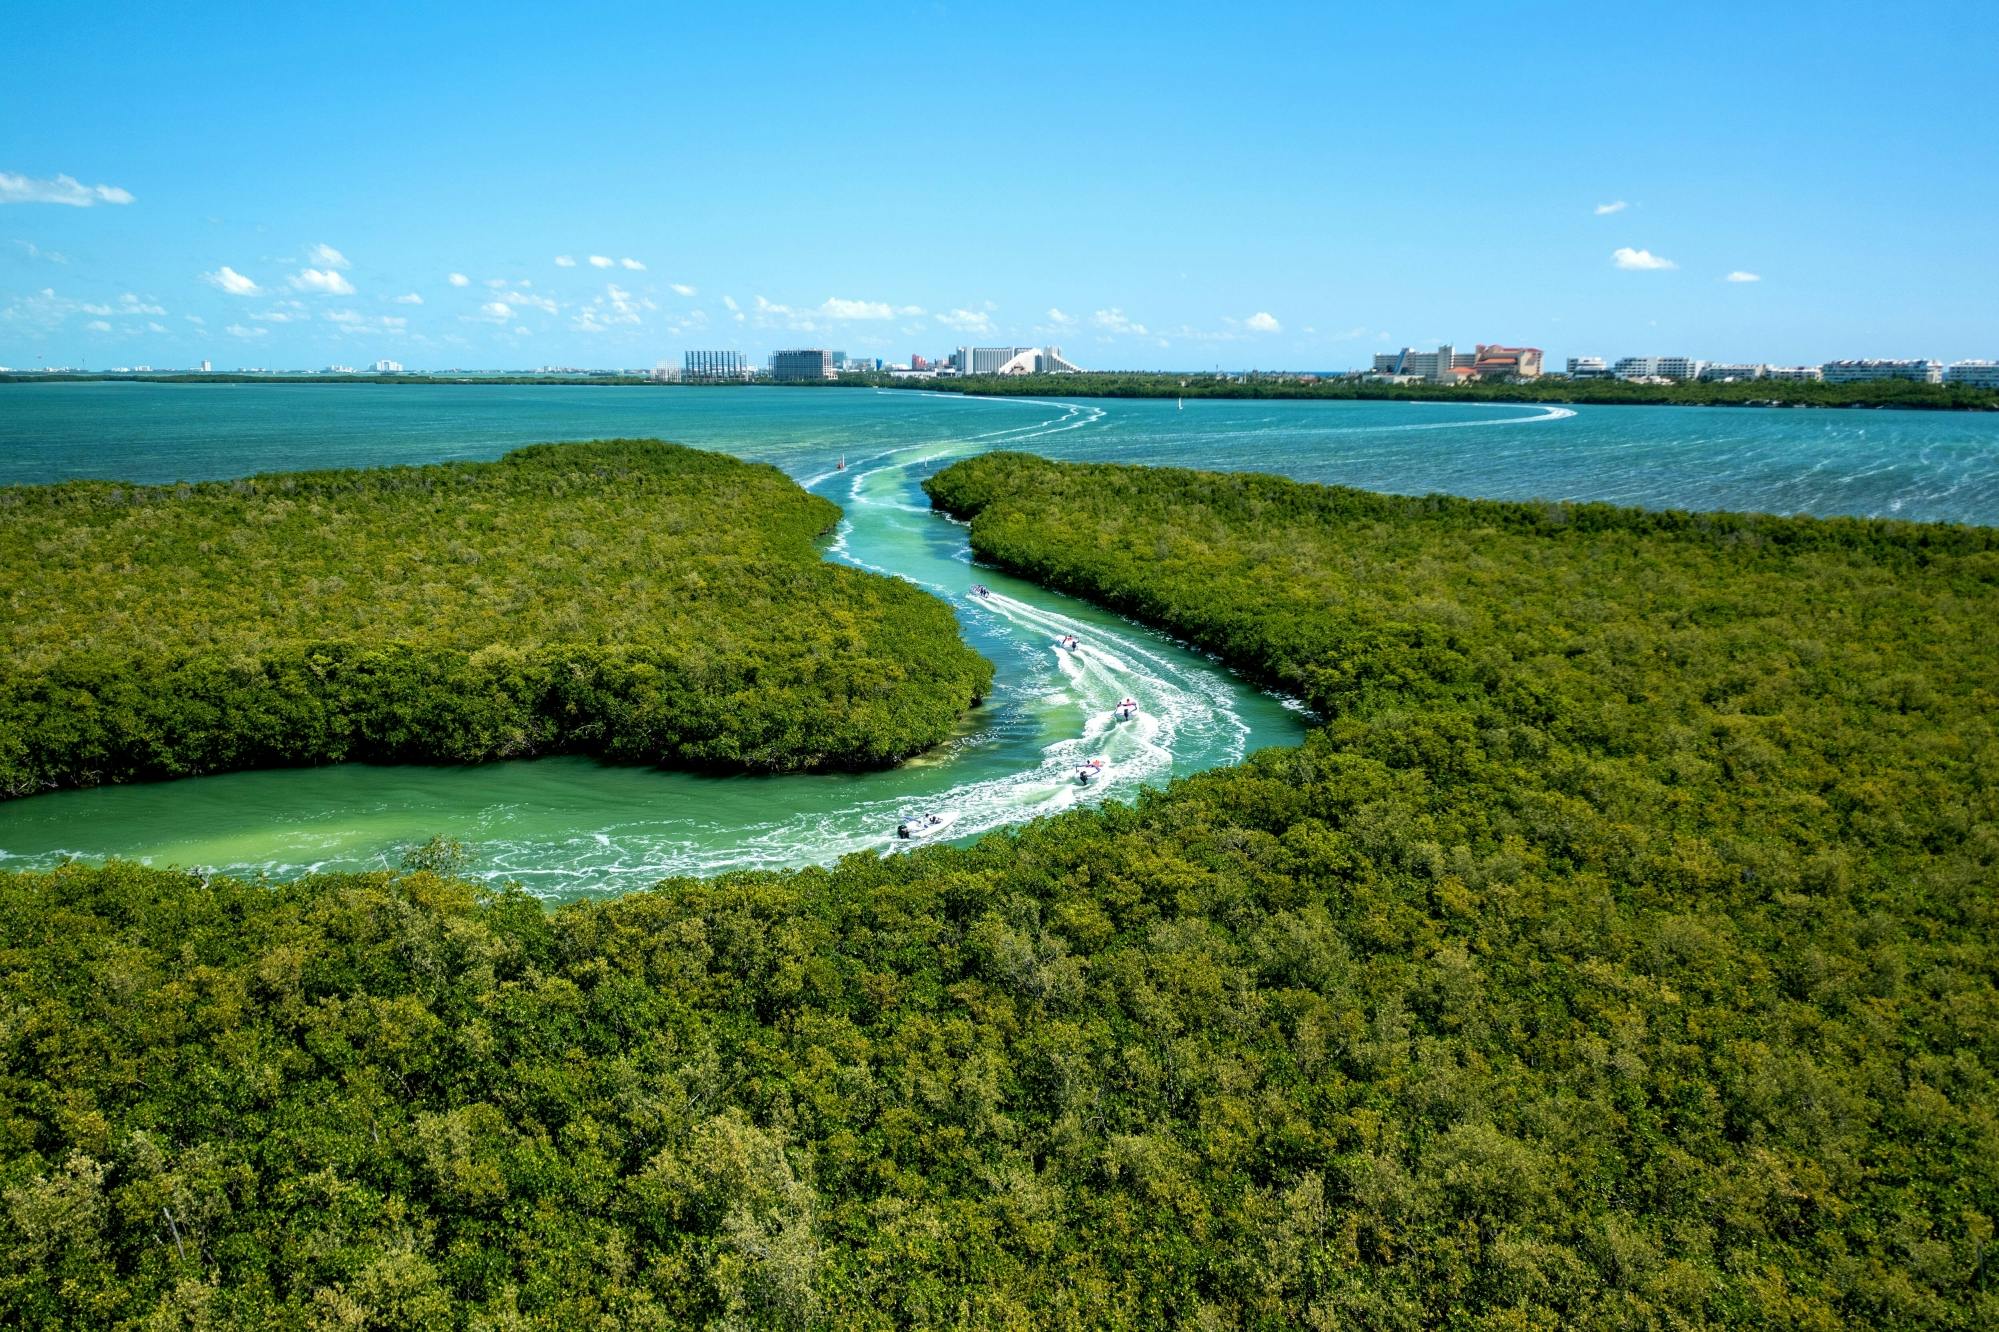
[969,583,990,598]
[1076,758,1107,785]
[896,811,961,840]
[1113,698,1139,722]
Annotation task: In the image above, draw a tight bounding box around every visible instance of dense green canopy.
[1,453,1993,1327]
[0,440,993,794]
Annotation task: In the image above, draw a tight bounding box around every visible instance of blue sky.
[3,1,1993,372]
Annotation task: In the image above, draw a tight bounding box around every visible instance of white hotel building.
[1613,356,1704,382]
[1819,359,1943,384]
[1944,360,1999,389]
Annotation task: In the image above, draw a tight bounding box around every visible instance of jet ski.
[969,583,990,598]
[895,811,962,840]
[1076,757,1107,785]
[1056,634,1080,652]
[1113,698,1139,722]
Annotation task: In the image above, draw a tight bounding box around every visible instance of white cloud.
[85,319,111,331]
[251,307,306,323]
[1594,200,1629,216]
[12,240,66,263]
[308,243,350,269]
[184,314,205,326]
[721,295,739,312]
[291,267,356,295]
[936,308,993,334]
[1724,270,1762,283]
[1244,311,1281,333]
[1612,247,1675,271]
[620,257,645,270]
[484,277,508,289]
[393,292,423,304]
[821,297,898,320]
[224,323,267,339]
[670,283,695,297]
[1046,307,1074,325]
[511,291,559,314]
[147,321,167,333]
[481,301,512,319]
[0,172,134,207]
[80,294,167,317]
[448,272,470,287]
[572,282,647,333]
[554,255,576,267]
[204,265,260,295]
[1091,307,1147,335]
[588,255,614,268]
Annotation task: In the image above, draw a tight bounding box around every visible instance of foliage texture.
[1,453,1994,1327]
[0,440,992,794]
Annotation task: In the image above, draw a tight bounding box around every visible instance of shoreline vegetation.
[0,440,992,797]
[2,453,1992,1326]
[7,369,1999,411]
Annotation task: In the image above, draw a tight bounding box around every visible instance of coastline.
[5,372,1998,413]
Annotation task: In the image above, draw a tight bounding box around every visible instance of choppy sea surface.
[1,383,1993,896]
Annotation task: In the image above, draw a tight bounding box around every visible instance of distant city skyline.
[3,3,1994,371]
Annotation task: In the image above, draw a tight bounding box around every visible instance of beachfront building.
[1944,360,1999,388]
[1764,365,1824,381]
[989,346,1084,375]
[1613,356,1704,382]
[1698,363,1767,382]
[1565,356,1609,379]
[1820,359,1943,384]
[1471,345,1543,380]
[372,358,403,374]
[1372,345,1475,384]
[771,349,837,382]
[684,350,752,381]
[955,346,1039,375]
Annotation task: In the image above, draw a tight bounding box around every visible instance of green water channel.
[0,399,1307,898]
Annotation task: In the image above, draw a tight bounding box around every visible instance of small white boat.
[1056,634,1080,651]
[1113,698,1139,722]
[1076,757,1107,785]
[896,811,961,840]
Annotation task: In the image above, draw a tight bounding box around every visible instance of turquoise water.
[3,383,1996,897]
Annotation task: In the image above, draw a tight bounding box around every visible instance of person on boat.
[896,820,911,839]
[1077,758,1105,785]
[1114,698,1138,721]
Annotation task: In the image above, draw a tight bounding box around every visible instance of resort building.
[372,358,403,374]
[1819,359,1943,384]
[1565,356,1609,379]
[955,346,1040,375]
[1764,365,1823,381]
[1471,344,1543,380]
[684,350,752,381]
[1944,360,1999,388]
[1613,356,1704,382]
[1698,363,1767,382]
[771,349,837,382]
[1372,345,1475,383]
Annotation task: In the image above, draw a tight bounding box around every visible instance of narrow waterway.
[0,395,1307,898]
